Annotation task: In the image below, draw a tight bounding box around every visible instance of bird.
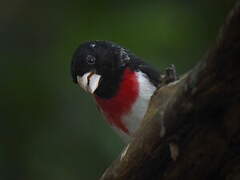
[71,40,161,142]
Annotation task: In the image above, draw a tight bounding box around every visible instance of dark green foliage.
[1,0,234,179]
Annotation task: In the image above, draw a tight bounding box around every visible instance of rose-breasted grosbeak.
[71,41,161,142]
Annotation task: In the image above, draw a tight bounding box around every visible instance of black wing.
[138,63,161,87]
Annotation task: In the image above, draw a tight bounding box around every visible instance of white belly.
[121,71,156,137]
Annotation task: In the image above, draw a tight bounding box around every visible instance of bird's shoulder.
[129,57,161,87]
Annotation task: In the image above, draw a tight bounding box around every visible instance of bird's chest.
[95,71,156,138]
[95,69,138,134]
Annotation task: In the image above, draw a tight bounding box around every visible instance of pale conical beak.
[77,72,101,94]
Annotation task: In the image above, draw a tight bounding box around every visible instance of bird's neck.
[94,68,139,134]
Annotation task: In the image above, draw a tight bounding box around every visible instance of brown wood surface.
[100,1,240,180]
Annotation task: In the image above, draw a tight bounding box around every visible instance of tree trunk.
[100,1,240,180]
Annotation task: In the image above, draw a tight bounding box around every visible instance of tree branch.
[100,1,240,180]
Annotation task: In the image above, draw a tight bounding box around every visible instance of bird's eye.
[86,55,96,65]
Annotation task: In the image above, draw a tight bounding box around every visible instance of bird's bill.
[77,72,101,94]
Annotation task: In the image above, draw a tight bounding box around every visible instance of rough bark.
[100,1,240,180]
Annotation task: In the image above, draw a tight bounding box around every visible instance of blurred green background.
[1,0,234,179]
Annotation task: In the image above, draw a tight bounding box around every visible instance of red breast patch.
[95,68,139,134]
